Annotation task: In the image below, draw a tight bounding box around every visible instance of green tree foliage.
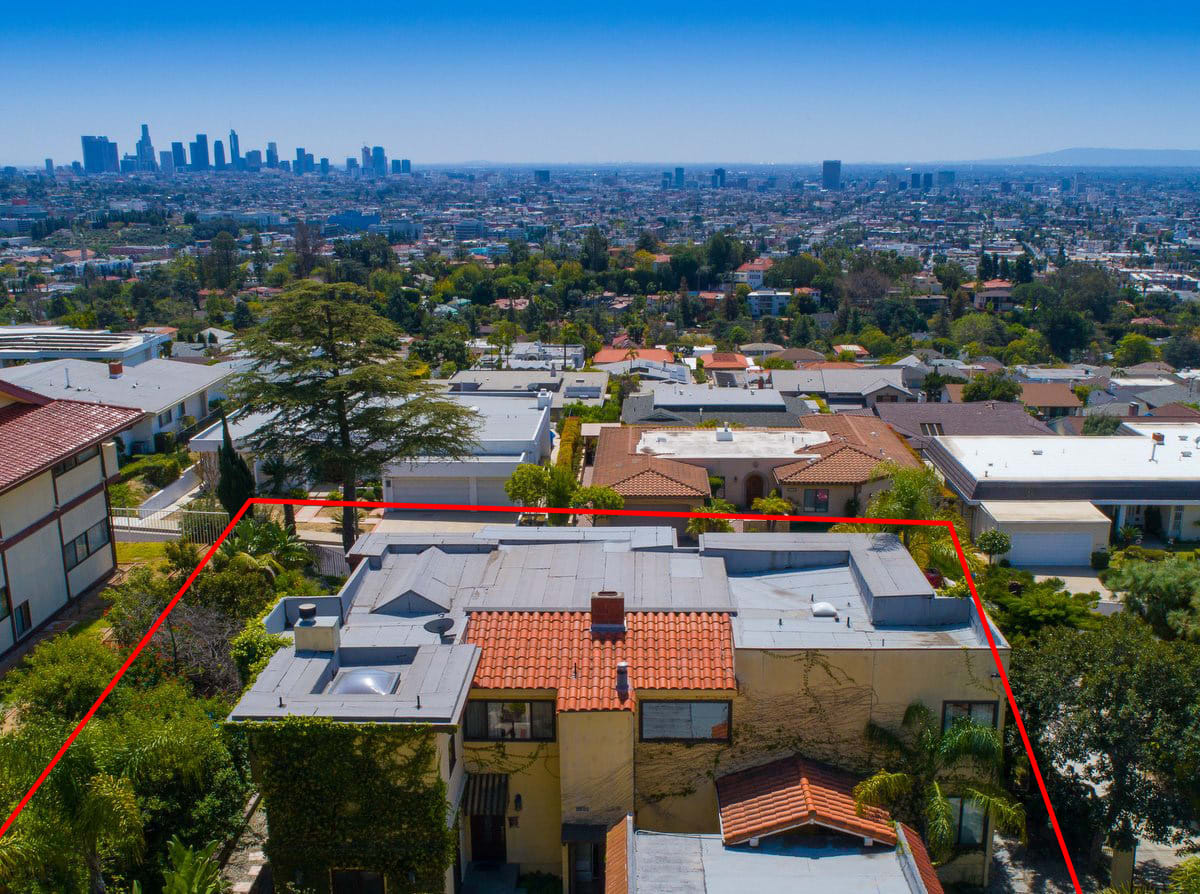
[234,281,480,550]
[1106,558,1200,642]
[580,226,609,273]
[976,529,1012,564]
[1113,333,1155,368]
[750,491,793,533]
[961,370,1022,403]
[216,415,255,519]
[1009,615,1200,860]
[973,566,1098,643]
[950,312,1006,348]
[160,836,227,894]
[854,703,1025,863]
[685,498,736,539]
[1082,414,1123,435]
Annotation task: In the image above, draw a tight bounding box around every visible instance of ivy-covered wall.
[243,716,455,894]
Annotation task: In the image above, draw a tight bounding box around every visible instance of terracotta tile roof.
[591,427,710,499]
[716,755,897,847]
[775,443,889,484]
[465,611,736,712]
[704,352,750,370]
[899,823,945,894]
[1018,382,1082,408]
[593,347,675,365]
[0,397,142,495]
[605,817,630,894]
[773,415,919,485]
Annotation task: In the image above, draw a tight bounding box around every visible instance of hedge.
[557,417,582,475]
[119,454,182,488]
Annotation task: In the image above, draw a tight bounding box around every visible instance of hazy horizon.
[6,0,1200,167]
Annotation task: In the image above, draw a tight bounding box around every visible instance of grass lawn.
[115,541,168,566]
[67,614,111,642]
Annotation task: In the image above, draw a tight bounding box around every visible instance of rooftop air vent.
[812,601,838,618]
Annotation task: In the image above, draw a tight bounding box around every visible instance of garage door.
[474,479,514,507]
[1008,532,1095,567]
[387,477,471,507]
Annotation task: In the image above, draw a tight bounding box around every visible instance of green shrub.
[154,430,177,453]
[556,417,582,474]
[107,481,141,509]
[1091,550,1110,570]
[230,619,288,687]
[119,454,182,489]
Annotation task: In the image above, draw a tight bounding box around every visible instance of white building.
[0,382,141,655]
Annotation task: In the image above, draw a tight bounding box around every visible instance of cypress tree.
[217,414,255,518]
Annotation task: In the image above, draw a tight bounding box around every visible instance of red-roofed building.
[592,346,675,365]
[703,352,750,371]
[734,257,774,289]
[0,383,141,655]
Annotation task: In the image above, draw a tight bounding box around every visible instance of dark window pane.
[960,800,986,845]
[531,701,555,740]
[464,702,487,739]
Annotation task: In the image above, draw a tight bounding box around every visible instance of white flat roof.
[636,427,831,459]
[935,434,1200,482]
[981,500,1111,523]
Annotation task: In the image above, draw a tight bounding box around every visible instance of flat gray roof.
[633,832,923,894]
[0,357,234,414]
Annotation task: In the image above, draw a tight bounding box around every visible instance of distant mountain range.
[975,147,1200,167]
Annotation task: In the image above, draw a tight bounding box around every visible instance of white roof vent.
[812,601,838,618]
[716,426,734,442]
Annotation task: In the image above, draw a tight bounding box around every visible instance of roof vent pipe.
[615,661,630,698]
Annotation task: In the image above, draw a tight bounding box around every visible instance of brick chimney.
[591,591,625,634]
[108,360,123,379]
[1128,401,1139,417]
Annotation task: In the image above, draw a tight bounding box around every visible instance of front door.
[744,473,765,507]
[568,842,605,894]
[470,814,506,864]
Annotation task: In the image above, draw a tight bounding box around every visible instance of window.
[802,488,829,513]
[942,700,998,732]
[52,445,100,477]
[919,422,945,436]
[14,602,32,639]
[640,701,731,742]
[64,521,111,570]
[330,869,385,894]
[448,731,457,776]
[157,410,173,427]
[945,796,986,846]
[464,700,555,742]
[176,403,186,419]
[0,584,10,621]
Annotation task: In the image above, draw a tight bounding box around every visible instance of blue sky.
[5,1,1200,166]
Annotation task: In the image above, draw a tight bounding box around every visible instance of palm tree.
[259,454,305,533]
[833,462,979,578]
[751,490,793,533]
[853,702,1025,863]
[685,498,736,540]
[215,518,311,581]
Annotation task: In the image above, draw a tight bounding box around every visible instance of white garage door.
[474,479,514,507]
[387,477,471,507]
[1008,532,1095,567]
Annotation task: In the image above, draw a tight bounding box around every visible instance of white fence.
[111,507,232,544]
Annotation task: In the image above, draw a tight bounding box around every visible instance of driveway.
[375,508,522,534]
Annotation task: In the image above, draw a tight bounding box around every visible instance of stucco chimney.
[537,389,552,409]
[108,360,123,379]
[293,603,339,652]
[1128,402,1139,417]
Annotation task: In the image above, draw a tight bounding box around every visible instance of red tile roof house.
[231,529,985,892]
[733,257,774,289]
[0,382,141,656]
[589,416,918,523]
[702,352,751,372]
[592,347,675,365]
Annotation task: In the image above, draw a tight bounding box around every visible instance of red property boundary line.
[0,499,1083,893]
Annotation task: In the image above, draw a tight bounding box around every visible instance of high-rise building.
[361,146,371,175]
[158,150,175,175]
[390,159,403,174]
[320,157,330,176]
[711,167,726,188]
[922,172,933,190]
[228,129,241,170]
[400,158,411,174]
[533,169,550,184]
[822,159,841,190]
[44,158,54,175]
[189,134,210,171]
[244,150,262,171]
[910,172,921,189]
[936,169,956,187]
[372,146,387,177]
[135,124,156,171]
[346,157,359,174]
[213,140,227,171]
[171,142,187,169]
[661,172,672,189]
[81,136,119,174]
[674,166,684,188]
[266,142,279,168]
[295,147,306,173]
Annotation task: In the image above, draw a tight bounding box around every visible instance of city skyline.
[5,0,1200,166]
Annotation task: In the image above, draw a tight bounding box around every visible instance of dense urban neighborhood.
[0,148,1199,894]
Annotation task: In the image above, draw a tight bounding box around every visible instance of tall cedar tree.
[217,414,255,519]
[234,282,480,550]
